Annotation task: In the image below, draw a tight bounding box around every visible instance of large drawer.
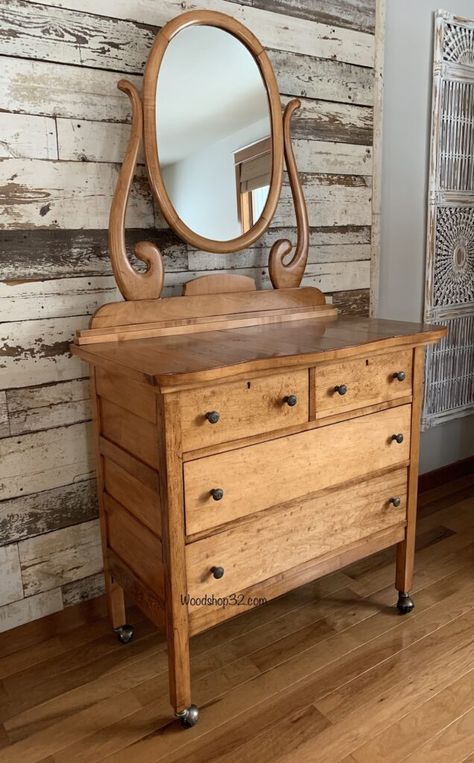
[185,468,407,608]
[313,349,413,419]
[184,404,411,535]
[178,370,309,451]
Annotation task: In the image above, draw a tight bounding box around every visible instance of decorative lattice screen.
[423,10,474,429]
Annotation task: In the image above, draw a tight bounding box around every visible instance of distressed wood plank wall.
[0,0,378,631]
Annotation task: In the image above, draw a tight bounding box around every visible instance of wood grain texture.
[186,469,407,607]
[314,348,413,417]
[179,369,308,451]
[73,316,446,389]
[184,405,411,533]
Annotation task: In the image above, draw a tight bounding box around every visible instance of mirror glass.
[156,25,272,241]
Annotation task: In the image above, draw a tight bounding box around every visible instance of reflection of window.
[234,137,271,233]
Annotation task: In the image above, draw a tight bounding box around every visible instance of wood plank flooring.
[0,475,473,762]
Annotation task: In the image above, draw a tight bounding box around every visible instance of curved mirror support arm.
[108,80,164,301]
[269,99,309,289]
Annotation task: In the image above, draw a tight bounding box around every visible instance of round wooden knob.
[393,371,406,382]
[211,566,224,579]
[391,433,404,444]
[389,496,401,507]
[206,411,220,424]
[284,394,298,407]
[210,488,224,501]
[334,384,348,396]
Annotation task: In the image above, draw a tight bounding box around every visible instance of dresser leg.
[167,627,197,725]
[395,537,415,614]
[105,573,126,629]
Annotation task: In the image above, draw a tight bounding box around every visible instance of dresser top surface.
[72,315,445,388]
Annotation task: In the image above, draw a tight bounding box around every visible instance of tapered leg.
[89,370,132,639]
[394,346,425,614]
[105,572,126,628]
[158,392,199,727]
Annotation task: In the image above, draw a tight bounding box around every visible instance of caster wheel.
[176,704,199,728]
[114,624,134,644]
[397,592,414,615]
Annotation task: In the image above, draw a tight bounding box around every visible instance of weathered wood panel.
[56,118,145,164]
[0,545,23,607]
[274,174,372,227]
[0,229,188,280]
[187,240,371,272]
[28,0,375,66]
[6,379,91,435]
[331,287,370,316]
[1,162,370,230]
[0,277,121,322]
[0,226,371,280]
[1,57,139,121]
[0,113,58,160]
[0,479,98,545]
[0,423,94,500]
[0,588,63,633]
[18,519,102,596]
[227,0,376,33]
[0,392,9,437]
[288,97,373,145]
[0,0,156,74]
[271,50,373,106]
[61,572,104,607]
[0,316,89,388]
[294,141,372,176]
[0,159,153,229]
[56,117,371,173]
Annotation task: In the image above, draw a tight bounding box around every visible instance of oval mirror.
[143,12,283,253]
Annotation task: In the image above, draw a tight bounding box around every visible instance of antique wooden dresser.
[71,10,446,727]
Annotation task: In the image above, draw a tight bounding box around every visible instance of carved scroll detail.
[269,99,309,290]
[108,80,164,301]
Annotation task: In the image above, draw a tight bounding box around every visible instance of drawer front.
[185,469,407,607]
[184,404,411,535]
[179,370,309,451]
[314,349,413,418]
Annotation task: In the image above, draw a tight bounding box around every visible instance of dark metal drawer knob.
[389,496,401,507]
[211,566,224,579]
[210,488,224,501]
[391,433,404,444]
[334,384,348,396]
[283,394,298,407]
[205,411,220,424]
[393,371,406,382]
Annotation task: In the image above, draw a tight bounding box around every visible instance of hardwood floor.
[0,475,473,763]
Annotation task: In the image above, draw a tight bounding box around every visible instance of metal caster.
[176,704,199,728]
[397,592,414,615]
[114,624,134,644]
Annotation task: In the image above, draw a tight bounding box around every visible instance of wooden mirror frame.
[142,10,284,255]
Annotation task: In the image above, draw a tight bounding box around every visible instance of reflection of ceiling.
[156,25,271,166]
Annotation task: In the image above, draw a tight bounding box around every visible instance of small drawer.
[184,404,411,535]
[313,349,413,419]
[178,370,309,451]
[185,468,408,609]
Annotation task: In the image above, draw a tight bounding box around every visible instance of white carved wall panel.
[423,10,474,428]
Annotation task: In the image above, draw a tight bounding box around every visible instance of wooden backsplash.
[0,0,379,631]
